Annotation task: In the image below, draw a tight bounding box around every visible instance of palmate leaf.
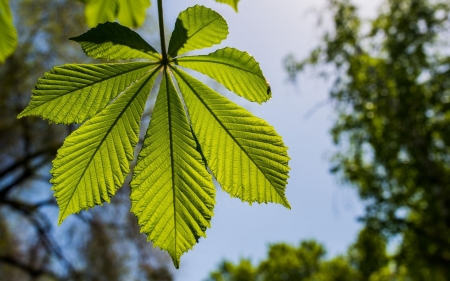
[131,70,215,268]
[84,0,151,28]
[19,4,290,268]
[173,67,290,208]
[0,0,17,64]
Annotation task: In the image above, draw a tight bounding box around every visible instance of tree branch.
[0,256,57,278]
[0,147,58,179]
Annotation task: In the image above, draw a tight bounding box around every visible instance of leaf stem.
[157,0,168,65]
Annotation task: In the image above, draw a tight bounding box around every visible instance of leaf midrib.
[164,69,178,262]
[28,63,156,114]
[78,38,159,59]
[171,66,288,205]
[177,57,263,78]
[59,66,161,221]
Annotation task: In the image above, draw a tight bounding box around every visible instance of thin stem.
[157,0,168,65]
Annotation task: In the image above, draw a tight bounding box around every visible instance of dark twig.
[0,256,58,278]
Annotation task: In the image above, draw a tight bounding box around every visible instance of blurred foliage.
[207,228,397,281]
[0,0,152,64]
[81,0,241,28]
[82,0,150,28]
[0,0,172,279]
[0,0,243,63]
[0,0,17,63]
[285,0,450,279]
[215,0,240,12]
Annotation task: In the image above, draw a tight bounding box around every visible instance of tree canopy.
[286,0,450,279]
[207,228,394,281]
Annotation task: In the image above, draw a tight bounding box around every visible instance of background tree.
[0,0,172,279]
[347,228,388,280]
[286,0,450,279]
[207,228,391,281]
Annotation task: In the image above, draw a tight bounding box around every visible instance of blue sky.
[146,0,384,280]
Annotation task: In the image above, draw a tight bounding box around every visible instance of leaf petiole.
[157,0,168,65]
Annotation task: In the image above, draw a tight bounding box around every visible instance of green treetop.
[286,0,450,279]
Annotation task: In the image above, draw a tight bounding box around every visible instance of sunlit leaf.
[52,67,160,224]
[18,62,157,124]
[0,0,17,63]
[131,70,215,268]
[84,0,117,28]
[84,0,150,28]
[117,0,151,28]
[173,67,290,208]
[168,5,228,58]
[176,47,271,103]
